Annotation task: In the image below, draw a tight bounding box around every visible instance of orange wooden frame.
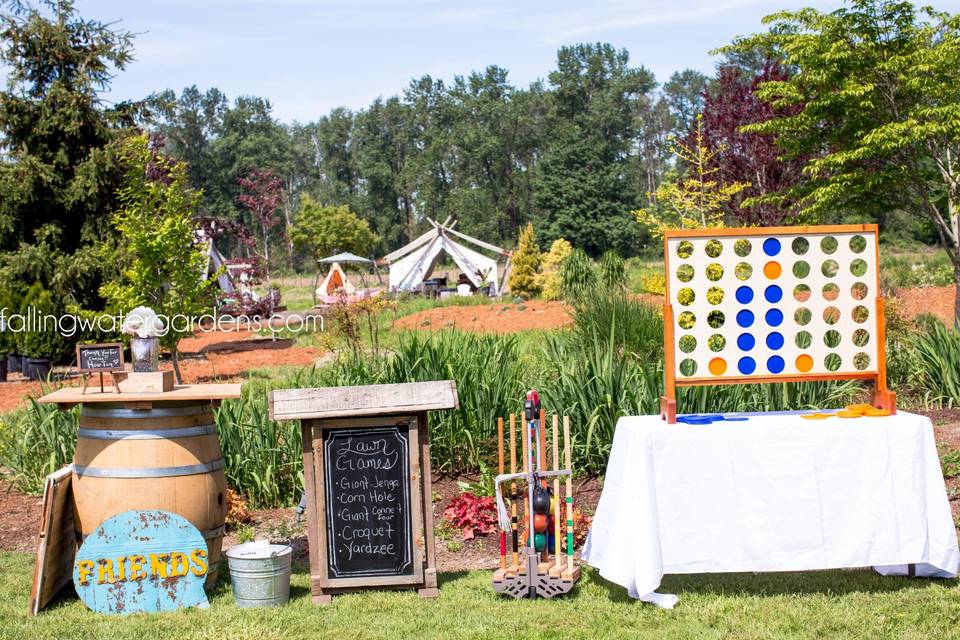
[659,224,896,423]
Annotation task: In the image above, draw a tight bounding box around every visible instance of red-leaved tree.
[695,62,809,226]
[237,168,284,282]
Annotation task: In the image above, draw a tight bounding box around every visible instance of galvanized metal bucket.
[225,542,293,608]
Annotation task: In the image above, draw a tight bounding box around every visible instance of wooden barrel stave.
[73,402,227,585]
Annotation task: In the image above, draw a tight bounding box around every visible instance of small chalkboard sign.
[76,343,124,394]
[323,425,414,579]
[76,343,124,372]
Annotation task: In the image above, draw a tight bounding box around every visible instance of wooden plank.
[38,383,242,405]
[29,466,75,616]
[662,223,878,239]
[381,228,438,264]
[269,381,458,420]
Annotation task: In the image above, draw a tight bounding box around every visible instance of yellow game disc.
[864,408,891,417]
[801,413,830,420]
[837,410,864,418]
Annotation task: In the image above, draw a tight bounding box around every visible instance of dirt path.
[894,285,956,326]
[395,300,572,334]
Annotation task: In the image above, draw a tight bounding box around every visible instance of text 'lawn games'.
[660,224,896,422]
[492,391,579,599]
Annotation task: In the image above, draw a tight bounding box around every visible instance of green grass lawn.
[6,552,960,640]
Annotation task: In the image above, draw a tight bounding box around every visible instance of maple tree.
[237,168,284,282]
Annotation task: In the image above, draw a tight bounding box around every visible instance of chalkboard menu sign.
[76,343,124,372]
[270,380,459,605]
[323,426,413,578]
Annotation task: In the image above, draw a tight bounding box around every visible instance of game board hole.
[708,310,725,329]
[679,358,697,376]
[707,286,724,305]
[734,239,752,257]
[853,352,871,371]
[763,261,782,279]
[851,282,868,300]
[793,283,811,302]
[678,311,696,329]
[824,329,841,348]
[677,240,693,259]
[852,305,870,323]
[850,235,867,253]
[795,331,812,348]
[822,282,840,301]
[708,334,726,352]
[850,258,867,277]
[852,328,870,347]
[763,238,781,256]
[764,285,783,303]
[706,263,724,281]
[792,237,809,255]
[795,308,812,325]
[821,259,839,277]
[824,353,842,372]
[793,260,810,278]
[765,308,784,327]
[736,309,755,328]
[737,333,755,351]
[677,264,695,282]
[738,357,757,375]
[796,354,814,372]
[823,306,840,325]
[767,355,785,374]
[678,287,695,306]
[766,332,784,350]
[821,236,838,254]
[679,335,697,353]
[735,286,754,304]
[705,239,723,258]
[735,262,753,280]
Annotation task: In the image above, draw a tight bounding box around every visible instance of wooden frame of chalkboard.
[75,343,124,394]
[271,381,458,605]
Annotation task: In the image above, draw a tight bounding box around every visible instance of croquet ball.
[534,533,547,551]
[533,513,548,533]
[532,487,551,513]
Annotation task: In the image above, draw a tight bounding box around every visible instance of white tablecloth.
[582,411,959,607]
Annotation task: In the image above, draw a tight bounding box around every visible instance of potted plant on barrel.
[121,306,164,372]
[19,282,69,381]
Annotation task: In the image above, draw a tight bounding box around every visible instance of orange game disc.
[837,410,864,418]
[801,413,830,420]
[795,354,813,372]
[763,261,782,279]
[864,408,891,417]
[709,357,727,376]
[846,403,873,411]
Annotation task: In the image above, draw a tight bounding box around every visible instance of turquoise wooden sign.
[73,510,209,614]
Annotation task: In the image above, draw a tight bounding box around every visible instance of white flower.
[122,306,164,338]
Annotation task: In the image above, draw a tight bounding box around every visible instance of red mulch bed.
[394,301,572,334]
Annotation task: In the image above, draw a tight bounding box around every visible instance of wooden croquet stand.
[492,548,580,599]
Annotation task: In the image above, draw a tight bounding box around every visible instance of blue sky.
[42,0,960,123]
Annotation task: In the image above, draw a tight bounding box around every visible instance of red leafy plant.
[443,492,497,541]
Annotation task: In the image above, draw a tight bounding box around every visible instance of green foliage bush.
[561,248,596,300]
[912,318,960,407]
[508,223,541,299]
[0,399,78,494]
[599,251,627,290]
[19,282,70,360]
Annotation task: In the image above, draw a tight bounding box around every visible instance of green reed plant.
[912,319,960,406]
[0,399,78,494]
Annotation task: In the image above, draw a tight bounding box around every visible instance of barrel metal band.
[78,424,216,440]
[78,524,225,543]
[72,458,223,478]
[81,405,213,418]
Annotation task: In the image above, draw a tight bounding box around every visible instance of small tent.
[382,218,508,294]
[317,262,355,298]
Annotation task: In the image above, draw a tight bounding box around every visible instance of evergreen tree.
[508,223,541,299]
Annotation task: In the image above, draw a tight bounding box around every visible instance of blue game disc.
[763,238,782,256]
[766,332,784,350]
[765,309,784,326]
[767,355,785,374]
[764,285,783,303]
[737,333,755,351]
[722,417,749,421]
[738,356,757,375]
[737,310,755,328]
[735,286,754,304]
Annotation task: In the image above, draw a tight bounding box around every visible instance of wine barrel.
[73,402,227,584]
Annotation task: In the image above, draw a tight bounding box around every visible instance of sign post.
[269,381,458,604]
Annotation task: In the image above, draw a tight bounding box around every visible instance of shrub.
[560,248,596,301]
[443,492,497,540]
[0,399,78,493]
[599,251,627,290]
[912,319,960,406]
[508,223,541,299]
[537,238,572,300]
[19,282,70,360]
